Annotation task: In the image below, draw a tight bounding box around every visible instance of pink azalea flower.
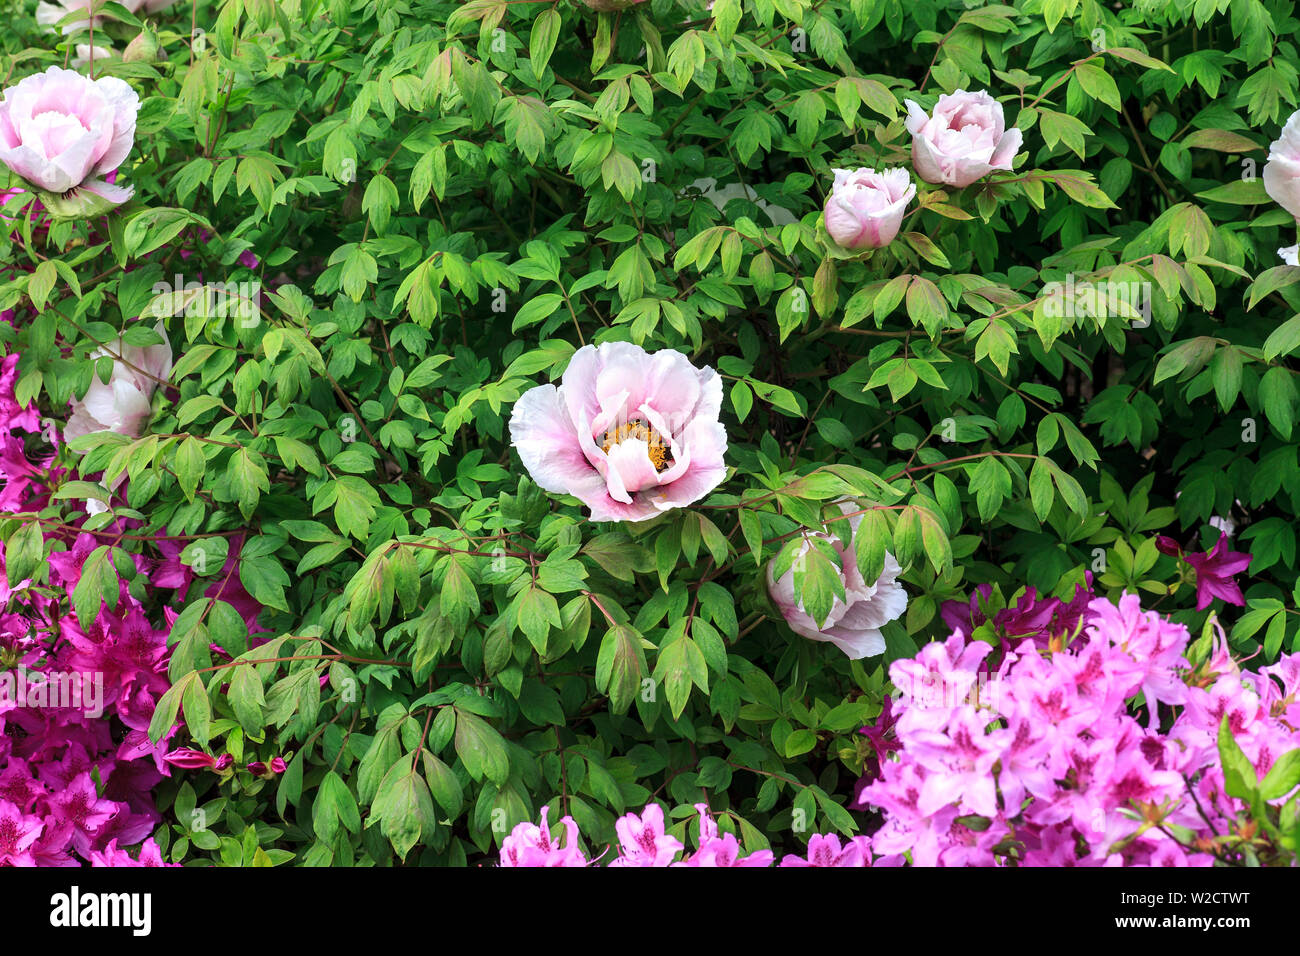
[47,771,121,857]
[509,341,727,522]
[88,837,175,867]
[610,803,683,866]
[0,799,44,866]
[674,804,774,867]
[499,806,588,867]
[779,833,872,867]
[909,706,1004,818]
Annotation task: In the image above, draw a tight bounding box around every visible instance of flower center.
[599,418,673,473]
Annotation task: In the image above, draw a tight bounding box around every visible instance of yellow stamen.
[599,419,673,473]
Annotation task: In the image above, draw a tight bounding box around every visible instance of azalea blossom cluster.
[0,353,176,866]
[856,591,1300,866]
[498,802,872,867]
[0,333,270,866]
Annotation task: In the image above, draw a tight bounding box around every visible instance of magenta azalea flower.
[162,748,221,770]
[1183,532,1252,611]
[509,341,727,522]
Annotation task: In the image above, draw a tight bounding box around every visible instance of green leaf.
[595,623,647,715]
[1260,750,1300,802]
[1218,714,1258,801]
[453,708,510,785]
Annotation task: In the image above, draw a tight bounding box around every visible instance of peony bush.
[2,0,1300,868]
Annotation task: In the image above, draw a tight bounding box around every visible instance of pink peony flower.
[0,67,140,217]
[1264,109,1300,220]
[766,500,907,659]
[823,167,915,249]
[509,341,727,522]
[66,323,172,444]
[904,90,1022,188]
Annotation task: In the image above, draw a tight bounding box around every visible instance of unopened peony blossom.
[0,67,140,217]
[1264,109,1300,220]
[66,324,172,443]
[36,0,177,34]
[767,500,907,659]
[904,90,1022,188]
[509,341,727,522]
[823,167,915,249]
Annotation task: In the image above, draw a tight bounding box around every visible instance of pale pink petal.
[509,383,608,501]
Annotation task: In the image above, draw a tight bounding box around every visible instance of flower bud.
[124,26,159,63]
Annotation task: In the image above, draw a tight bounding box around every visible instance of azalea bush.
[3,0,1300,867]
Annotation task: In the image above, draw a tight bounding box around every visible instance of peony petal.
[559,343,601,432]
[820,626,887,660]
[509,383,608,502]
[640,348,703,430]
[987,126,1022,173]
[89,75,140,176]
[909,127,948,185]
[604,438,662,495]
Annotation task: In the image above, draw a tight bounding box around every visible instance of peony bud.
[904,90,1022,188]
[123,26,159,63]
[823,168,915,250]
